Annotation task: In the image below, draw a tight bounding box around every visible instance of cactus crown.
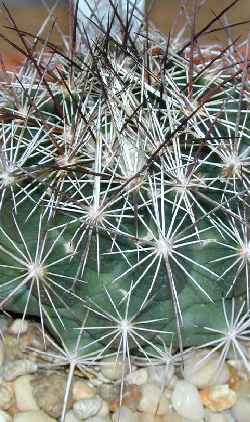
[0,0,249,418]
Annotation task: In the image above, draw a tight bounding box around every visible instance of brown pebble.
[32,373,74,419]
[109,384,142,412]
[20,325,51,350]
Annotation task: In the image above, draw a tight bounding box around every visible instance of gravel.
[0,316,248,421]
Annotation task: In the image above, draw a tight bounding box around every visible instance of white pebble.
[183,350,229,388]
[10,319,28,334]
[73,397,102,420]
[0,409,12,422]
[64,410,81,422]
[14,410,57,422]
[231,397,250,422]
[128,368,147,386]
[13,374,39,412]
[147,364,174,387]
[100,355,129,381]
[205,408,229,422]
[85,418,109,422]
[138,383,170,415]
[172,380,205,420]
[112,405,139,422]
[3,360,38,381]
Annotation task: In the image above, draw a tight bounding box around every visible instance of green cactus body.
[0,0,249,375]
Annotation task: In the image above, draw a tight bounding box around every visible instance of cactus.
[0,0,250,417]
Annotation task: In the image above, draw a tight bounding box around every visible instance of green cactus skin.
[0,0,249,383]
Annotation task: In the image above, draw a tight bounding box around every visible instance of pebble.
[97,383,120,403]
[100,356,129,381]
[138,383,170,415]
[161,412,183,422]
[112,405,139,422]
[128,368,147,386]
[0,381,14,410]
[73,397,102,419]
[204,408,229,422]
[85,418,109,422]
[73,380,96,401]
[171,380,205,420]
[147,364,174,387]
[9,320,28,335]
[233,380,250,397]
[0,409,12,422]
[13,410,57,422]
[109,384,142,412]
[32,373,74,419]
[13,374,39,412]
[183,350,229,388]
[20,325,51,350]
[231,396,250,422]
[64,410,82,422]
[199,384,237,412]
[96,399,109,418]
[140,413,163,422]
[2,360,38,382]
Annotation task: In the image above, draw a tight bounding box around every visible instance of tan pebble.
[13,374,39,412]
[9,320,28,335]
[73,380,96,401]
[128,368,147,386]
[183,350,229,388]
[233,380,250,396]
[138,383,169,415]
[0,382,14,411]
[227,364,243,389]
[109,384,142,412]
[232,396,250,422]
[147,364,174,387]
[100,355,129,381]
[3,360,37,382]
[96,399,109,418]
[227,360,250,382]
[199,384,237,412]
[162,411,183,422]
[2,336,17,350]
[13,410,57,422]
[139,412,163,422]
[112,405,139,422]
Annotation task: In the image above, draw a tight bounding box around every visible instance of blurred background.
[0,0,249,68]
